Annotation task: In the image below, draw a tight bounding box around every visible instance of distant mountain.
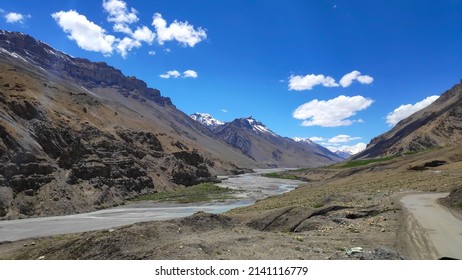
[333,151,353,159]
[190,113,224,128]
[292,137,317,146]
[353,80,462,159]
[191,115,343,167]
[0,30,257,218]
[292,138,366,159]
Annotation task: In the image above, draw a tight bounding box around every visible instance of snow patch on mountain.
[190,113,224,128]
[293,137,316,145]
[244,117,277,136]
[326,143,367,158]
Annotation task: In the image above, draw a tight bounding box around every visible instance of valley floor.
[0,147,461,260]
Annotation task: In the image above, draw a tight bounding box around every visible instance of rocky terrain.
[1,146,460,260]
[191,113,342,168]
[440,186,462,217]
[0,30,348,219]
[0,30,259,219]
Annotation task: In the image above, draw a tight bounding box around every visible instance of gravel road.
[400,193,462,259]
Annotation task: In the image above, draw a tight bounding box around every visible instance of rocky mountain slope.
[353,80,462,159]
[0,30,256,219]
[191,114,342,167]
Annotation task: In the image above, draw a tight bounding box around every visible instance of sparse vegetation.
[262,172,298,180]
[336,156,397,168]
[132,183,236,203]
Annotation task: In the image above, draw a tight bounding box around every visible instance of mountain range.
[0,30,339,218]
[1,30,460,219]
[190,113,342,167]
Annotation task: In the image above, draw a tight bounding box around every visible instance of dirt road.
[400,193,462,259]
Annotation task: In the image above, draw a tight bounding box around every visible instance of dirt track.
[400,193,462,259]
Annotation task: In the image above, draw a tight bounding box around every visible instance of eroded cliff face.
[0,78,215,218]
[0,30,171,106]
[0,30,254,219]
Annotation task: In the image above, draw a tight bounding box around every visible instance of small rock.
[108,229,115,233]
[346,247,363,256]
[30,242,36,246]
[37,256,45,260]
[381,229,386,232]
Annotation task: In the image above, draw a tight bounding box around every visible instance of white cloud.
[183,70,198,78]
[148,50,156,55]
[309,136,325,142]
[52,10,116,55]
[5,12,30,24]
[116,37,141,58]
[328,134,362,143]
[293,95,374,127]
[386,95,439,126]
[326,143,367,155]
[52,2,206,58]
[160,70,198,79]
[159,70,181,79]
[221,109,228,113]
[112,22,132,34]
[152,13,207,47]
[288,74,338,91]
[103,0,138,34]
[339,70,374,87]
[132,26,155,44]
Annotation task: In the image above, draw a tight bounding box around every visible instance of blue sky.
[1,0,461,153]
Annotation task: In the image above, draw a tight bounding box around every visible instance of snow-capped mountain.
[228,116,278,137]
[333,150,354,159]
[327,143,367,159]
[293,137,317,146]
[293,137,366,159]
[189,114,343,167]
[190,113,224,128]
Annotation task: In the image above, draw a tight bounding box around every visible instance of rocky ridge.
[0,30,256,219]
[0,30,171,106]
[353,80,462,159]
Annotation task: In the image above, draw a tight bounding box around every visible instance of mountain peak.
[232,117,276,136]
[190,113,224,128]
[293,137,316,145]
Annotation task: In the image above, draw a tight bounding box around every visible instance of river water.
[0,169,304,242]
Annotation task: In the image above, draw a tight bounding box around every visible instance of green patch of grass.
[132,183,236,203]
[263,172,298,180]
[336,156,397,168]
[312,202,324,208]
